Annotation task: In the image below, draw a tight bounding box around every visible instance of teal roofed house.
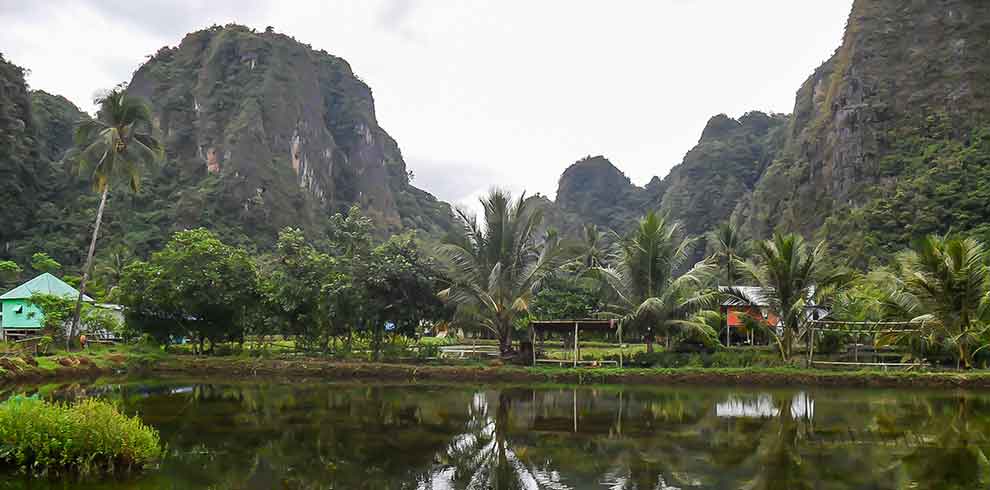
[0,273,93,337]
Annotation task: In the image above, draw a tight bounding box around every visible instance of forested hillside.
[5,0,990,273]
[0,25,455,272]
[540,0,990,268]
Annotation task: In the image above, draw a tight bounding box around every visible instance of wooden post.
[616,320,623,369]
[573,322,579,368]
[807,323,815,368]
[531,328,536,366]
[573,388,578,432]
[617,390,623,435]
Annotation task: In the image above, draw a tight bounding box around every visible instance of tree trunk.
[68,185,109,350]
[959,343,972,370]
[498,320,513,356]
[783,324,794,361]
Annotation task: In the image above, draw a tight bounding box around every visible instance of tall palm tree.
[437,189,571,355]
[707,218,749,285]
[730,233,850,361]
[579,223,609,270]
[64,88,163,347]
[885,234,990,369]
[595,212,719,351]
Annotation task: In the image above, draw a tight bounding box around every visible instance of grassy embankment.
[0,343,164,382]
[4,339,990,389]
[151,355,990,389]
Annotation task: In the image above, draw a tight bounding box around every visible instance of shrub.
[0,395,161,477]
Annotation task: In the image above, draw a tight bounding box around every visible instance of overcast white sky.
[1,0,852,209]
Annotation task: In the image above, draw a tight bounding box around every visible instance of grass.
[0,395,161,477]
[543,344,648,361]
[0,342,165,379]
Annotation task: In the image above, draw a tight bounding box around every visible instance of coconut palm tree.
[595,212,720,351]
[729,233,850,361]
[64,88,163,347]
[579,223,609,270]
[437,189,571,355]
[708,218,749,285]
[885,234,990,369]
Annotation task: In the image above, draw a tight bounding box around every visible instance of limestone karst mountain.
[539,0,990,267]
[0,25,455,266]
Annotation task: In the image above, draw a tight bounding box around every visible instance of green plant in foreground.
[0,395,161,477]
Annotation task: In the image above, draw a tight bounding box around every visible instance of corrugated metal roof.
[0,273,94,301]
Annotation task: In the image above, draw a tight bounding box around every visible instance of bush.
[0,395,161,477]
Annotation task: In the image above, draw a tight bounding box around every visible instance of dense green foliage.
[595,212,720,350]
[884,235,990,368]
[29,252,61,275]
[706,218,749,285]
[118,228,258,349]
[0,53,47,254]
[27,294,122,344]
[437,190,570,354]
[731,233,851,360]
[118,206,446,357]
[824,123,990,268]
[0,395,160,476]
[0,261,22,288]
[531,276,602,321]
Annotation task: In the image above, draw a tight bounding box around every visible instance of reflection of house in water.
[716,392,814,420]
[716,394,779,418]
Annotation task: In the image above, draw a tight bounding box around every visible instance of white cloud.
[1,0,853,206]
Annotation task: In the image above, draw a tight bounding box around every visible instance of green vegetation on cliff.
[0,25,454,275]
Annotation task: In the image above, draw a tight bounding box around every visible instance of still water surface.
[3,379,989,489]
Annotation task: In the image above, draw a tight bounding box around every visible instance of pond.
[2,379,989,489]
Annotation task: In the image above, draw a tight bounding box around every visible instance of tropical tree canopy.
[885,234,990,368]
[595,212,719,349]
[578,223,609,270]
[436,189,571,355]
[730,233,851,361]
[707,218,749,285]
[66,87,164,193]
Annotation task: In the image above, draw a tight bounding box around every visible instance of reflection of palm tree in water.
[742,395,811,490]
[901,395,990,490]
[426,392,535,490]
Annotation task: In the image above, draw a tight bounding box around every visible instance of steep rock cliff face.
[739,0,990,263]
[544,1,990,267]
[1,27,454,268]
[553,156,657,234]
[539,113,784,245]
[127,25,452,239]
[30,91,85,164]
[661,112,787,240]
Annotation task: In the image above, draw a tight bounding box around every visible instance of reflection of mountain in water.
[35,381,987,490]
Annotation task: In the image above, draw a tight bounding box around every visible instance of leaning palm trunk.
[68,185,108,349]
[63,89,164,349]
